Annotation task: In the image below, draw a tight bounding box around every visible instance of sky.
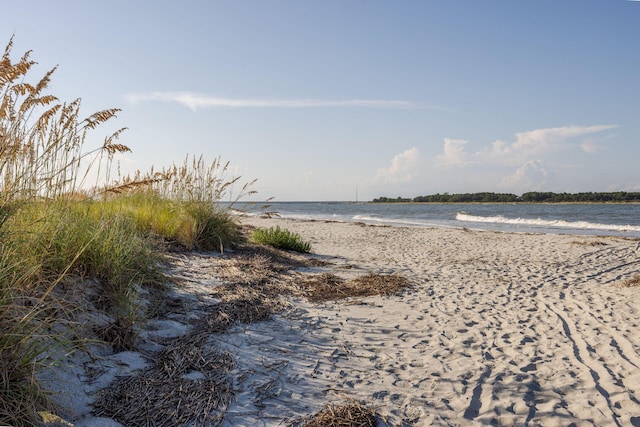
[2,1,639,201]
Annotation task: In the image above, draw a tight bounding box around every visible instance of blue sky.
[2,1,639,201]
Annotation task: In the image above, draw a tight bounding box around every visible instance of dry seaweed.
[92,245,409,425]
[304,272,410,303]
[290,401,379,427]
[620,274,640,287]
[93,338,234,426]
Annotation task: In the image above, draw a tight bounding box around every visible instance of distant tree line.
[371,192,640,203]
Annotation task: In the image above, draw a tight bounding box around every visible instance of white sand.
[42,216,640,426]
[219,217,640,426]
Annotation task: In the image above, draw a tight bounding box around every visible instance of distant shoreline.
[367,200,640,204]
[371,191,640,204]
[263,200,640,205]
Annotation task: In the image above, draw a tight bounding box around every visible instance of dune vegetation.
[251,225,312,253]
[0,38,254,425]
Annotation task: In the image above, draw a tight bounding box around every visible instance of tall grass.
[0,39,129,203]
[89,154,254,251]
[0,248,57,424]
[0,37,255,425]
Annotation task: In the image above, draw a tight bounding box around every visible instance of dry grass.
[93,344,234,427]
[571,240,608,246]
[1,38,130,201]
[290,401,378,427]
[621,274,640,287]
[304,272,411,303]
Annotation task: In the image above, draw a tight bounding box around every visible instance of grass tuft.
[186,201,242,252]
[251,226,311,253]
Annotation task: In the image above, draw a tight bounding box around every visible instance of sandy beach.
[221,217,640,426]
[43,216,640,426]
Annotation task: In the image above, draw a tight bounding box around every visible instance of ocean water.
[237,202,640,238]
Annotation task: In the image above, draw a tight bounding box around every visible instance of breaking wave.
[456,213,640,233]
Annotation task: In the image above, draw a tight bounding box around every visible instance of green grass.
[251,226,312,253]
[185,201,242,252]
[0,38,255,424]
[82,192,242,252]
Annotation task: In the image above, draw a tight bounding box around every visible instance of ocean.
[236,202,640,238]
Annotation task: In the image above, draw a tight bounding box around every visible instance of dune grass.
[0,37,253,425]
[252,226,312,253]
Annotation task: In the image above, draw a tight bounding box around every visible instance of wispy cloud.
[126,91,414,110]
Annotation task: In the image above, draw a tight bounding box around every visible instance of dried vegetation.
[92,244,409,426]
[290,401,379,427]
[304,272,410,303]
[621,274,640,287]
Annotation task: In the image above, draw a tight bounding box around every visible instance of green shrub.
[251,226,311,253]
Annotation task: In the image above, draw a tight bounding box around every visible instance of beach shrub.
[251,226,311,253]
[0,37,158,422]
[0,37,131,424]
[103,155,254,251]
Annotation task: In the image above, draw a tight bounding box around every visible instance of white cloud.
[436,138,469,167]
[499,160,548,191]
[428,124,618,193]
[375,147,420,183]
[125,92,413,110]
[579,142,601,153]
[434,125,618,169]
[484,125,617,164]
